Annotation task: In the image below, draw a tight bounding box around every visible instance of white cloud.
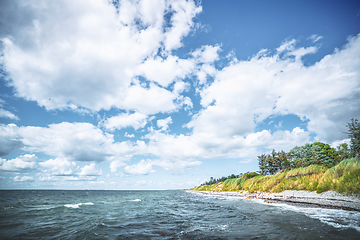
[308,34,323,43]
[124,160,155,175]
[0,108,19,120]
[13,175,34,182]
[1,122,140,175]
[0,154,37,172]
[192,45,221,63]
[121,83,179,115]
[79,163,102,176]
[173,81,190,94]
[133,34,360,165]
[38,175,58,182]
[190,34,360,149]
[1,0,359,176]
[195,63,217,85]
[0,124,23,157]
[109,158,127,173]
[136,55,194,87]
[277,39,296,52]
[330,138,351,149]
[150,158,202,172]
[0,99,19,120]
[157,117,172,131]
[39,158,78,176]
[244,127,311,152]
[1,0,202,114]
[102,112,149,131]
[163,0,202,51]
[124,132,135,138]
[18,122,117,162]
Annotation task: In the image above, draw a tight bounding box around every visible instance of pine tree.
[346,118,360,158]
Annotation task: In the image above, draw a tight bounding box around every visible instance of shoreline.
[186,190,360,212]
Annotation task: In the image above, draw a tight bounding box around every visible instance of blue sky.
[1,0,360,190]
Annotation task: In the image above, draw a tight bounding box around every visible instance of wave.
[129,199,141,202]
[64,202,94,209]
[207,192,360,232]
[274,203,360,232]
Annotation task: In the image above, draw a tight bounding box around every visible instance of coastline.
[186,190,360,212]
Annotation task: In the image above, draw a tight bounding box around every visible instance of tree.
[258,154,268,175]
[289,144,313,168]
[346,118,360,157]
[311,142,338,167]
[268,149,279,175]
[278,150,292,170]
[336,143,351,162]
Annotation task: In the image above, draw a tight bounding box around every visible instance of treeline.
[201,174,240,186]
[201,118,359,185]
[259,118,360,175]
[201,172,259,186]
[258,142,350,175]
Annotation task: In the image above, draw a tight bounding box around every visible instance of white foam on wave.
[274,202,360,232]
[64,202,94,209]
[129,199,141,202]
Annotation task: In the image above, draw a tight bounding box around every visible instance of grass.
[190,158,360,196]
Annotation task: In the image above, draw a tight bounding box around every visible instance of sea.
[0,190,359,239]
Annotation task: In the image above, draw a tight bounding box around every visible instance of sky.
[0,0,360,190]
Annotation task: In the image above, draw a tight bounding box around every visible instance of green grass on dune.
[191,158,360,196]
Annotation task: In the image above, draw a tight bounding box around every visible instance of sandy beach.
[187,190,360,212]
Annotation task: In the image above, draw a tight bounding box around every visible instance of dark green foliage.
[242,172,259,180]
[336,143,351,162]
[257,137,354,175]
[258,150,292,175]
[201,173,241,186]
[347,118,360,157]
[258,154,268,175]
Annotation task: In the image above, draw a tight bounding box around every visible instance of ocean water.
[0,190,359,239]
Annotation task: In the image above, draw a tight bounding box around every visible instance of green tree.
[311,142,338,167]
[278,150,292,170]
[289,144,313,167]
[346,118,360,157]
[258,154,269,175]
[336,143,351,161]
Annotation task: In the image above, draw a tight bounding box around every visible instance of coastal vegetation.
[192,157,360,196]
[191,119,360,196]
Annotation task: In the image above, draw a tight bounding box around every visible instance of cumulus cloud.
[157,117,172,131]
[0,109,19,120]
[79,163,102,176]
[0,99,19,120]
[13,175,34,182]
[0,0,202,114]
[191,35,360,147]
[102,112,149,131]
[39,158,78,176]
[124,132,135,138]
[1,0,359,177]
[0,122,141,174]
[0,154,37,172]
[163,0,202,51]
[18,122,117,162]
[38,175,58,182]
[130,34,360,164]
[150,158,202,172]
[0,124,23,157]
[192,45,221,63]
[124,160,155,175]
[109,158,127,173]
[136,56,194,87]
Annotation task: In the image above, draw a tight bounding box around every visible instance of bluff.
[191,158,360,196]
